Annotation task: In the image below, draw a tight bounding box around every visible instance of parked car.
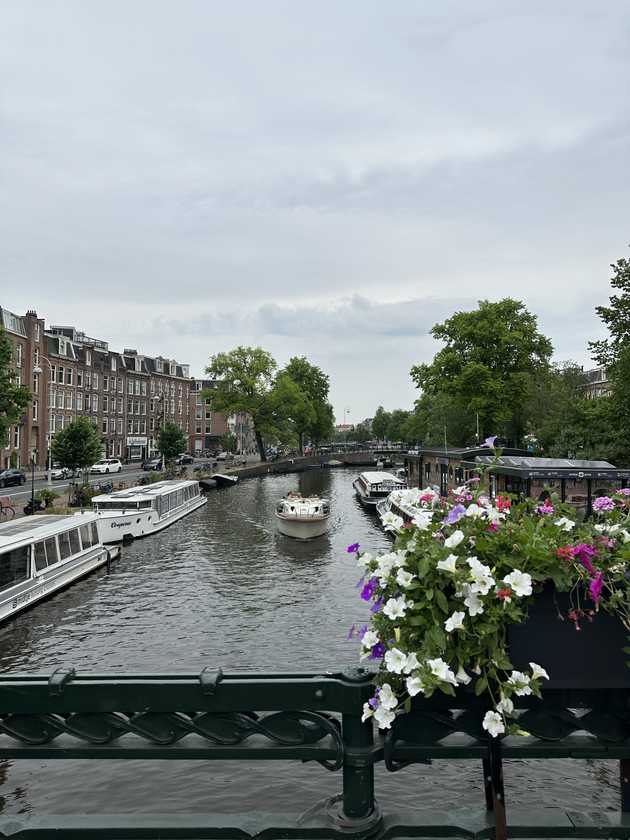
[175,454,194,465]
[90,458,123,474]
[48,464,76,481]
[0,468,26,488]
[142,457,163,471]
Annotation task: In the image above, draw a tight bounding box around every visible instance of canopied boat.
[274,493,330,540]
[0,512,119,622]
[92,479,207,543]
[377,486,439,536]
[211,473,239,488]
[353,471,406,510]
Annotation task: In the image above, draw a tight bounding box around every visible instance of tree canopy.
[51,417,102,474]
[157,422,188,462]
[410,299,553,446]
[0,327,31,451]
[278,357,334,452]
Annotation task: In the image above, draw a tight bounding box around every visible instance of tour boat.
[92,479,207,543]
[274,493,330,540]
[0,512,119,623]
[211,473,239,488]
[353,471,406,510]
[376,486,438,536]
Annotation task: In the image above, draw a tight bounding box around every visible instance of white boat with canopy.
[353,471,406,509]
[92,479,207,543]
[376,486,439,535]
[0,512,118,623]
[274,493,330,539]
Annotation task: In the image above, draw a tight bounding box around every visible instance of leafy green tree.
[372,406,391,441]
[0,326,30,450]
[387,409,411,443]
[406,392,475,448]
[279,357,334,454]
[51,417,103,476]
[590,250,630,368]
[523,362,587,455]
[309,400,334,448]
[411,299,553,446]
[220,432,237,453]
[270,370,316,454]
[204,347,279,461]
[353,422,372,444]
[157,422,188,463]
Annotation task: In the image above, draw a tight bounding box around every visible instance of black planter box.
[507,582,630,689]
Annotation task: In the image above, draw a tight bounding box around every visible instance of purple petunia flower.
[619,488,630,496]
[347,543,360,553]
[590,572,604,604]
[370,597,385,614]
[482,436,497,448]
[358,624,369,640]
[355,575,365,589]
[444,504,466,525]
[593,496,615,513]
[573,543,598,575]
[536,502,555,515]
[368,691,380,709]
[361,578,379,601]
[369,642,386,659]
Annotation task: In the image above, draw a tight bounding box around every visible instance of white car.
[90,458,123,474]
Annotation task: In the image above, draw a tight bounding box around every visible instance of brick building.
[189,380,229,455]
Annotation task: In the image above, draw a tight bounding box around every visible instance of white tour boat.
[92,479,207,543]
[377,486,439,536]
[0,512,119,623]
[274,493,330,540]
[353,471,406,510]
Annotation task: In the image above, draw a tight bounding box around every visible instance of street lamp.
[33,357,53,486]
[344,408,350,450]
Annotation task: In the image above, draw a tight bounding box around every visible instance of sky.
[2,1,629,424]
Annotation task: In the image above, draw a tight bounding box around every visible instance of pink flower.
[589,572,604,604]
[593,496,615,513]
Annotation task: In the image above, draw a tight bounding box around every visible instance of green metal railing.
[0,667,628,839]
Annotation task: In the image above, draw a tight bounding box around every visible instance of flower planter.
[507,582,630,689]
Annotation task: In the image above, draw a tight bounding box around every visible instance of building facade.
[189,380,229,455]
[583,365,611,399]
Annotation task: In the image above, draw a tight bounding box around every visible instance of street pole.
[33,357,53,486]
[30,451,36,513]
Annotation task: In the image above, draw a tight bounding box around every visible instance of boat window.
[68,528,81,556]
[91,522,99,545]
[58,531,73,561]
[139,500,152,509]
[80,525,91,549]
[45,537,59,566]
[34,541,47,572]
[0,547,29,591]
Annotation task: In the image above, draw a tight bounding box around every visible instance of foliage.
[220,432,237,453]
[51,417,103,474]
[411,299,553,446]
[372,407,390,441]
[351,448,630,737]
[404,392,475,448]
[157,422,188,462]
[0,326,31,451]
[278,357,334,452]
[70,483,98,508]
[204,347,278,461]
[36,488,58,508]
[589,250,630,369]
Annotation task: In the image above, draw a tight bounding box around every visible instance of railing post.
[328,668,381,837]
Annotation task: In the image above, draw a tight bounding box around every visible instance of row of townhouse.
[0,306,237,470]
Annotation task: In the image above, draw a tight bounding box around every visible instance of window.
[118,398,123,414]
[48,389,55,408]
[170,399,175,415]
[57,366,64,383]
[77,392,83,411]
[92,394,98,413]
[111,357,117,372]
[0,547,29,591]
[32,373,39,393]
[85,372,91,389]
[56,392,64,408]
[127,400,133,415]
[140,420,146,434]
[93,373,99,390]
[85,350,92,366]
[102,419,107,433]
[128,380,134,395]
[65,392,73,410]
[34,323,40,341]
[196,424,202,434]
[109,418,116,434]
[150,418,155,431]
[103,376,109,391]
[66,368,73,385]
[79,524,93,549]
[127,419,133,434]
[141,401,146,415]
[32,401,38,421]
[134,380,140,396]
[77,370,83,387]
[117,418,123,435]
[103,396,108,413]
[34,541,48,572]
[59,338,66,356]
[13,426,20,449]
[135,357,141,372]
[15,345,23,366]
[140,381,146,396]
[34,348,40,365]
[58,531,73,560]
[118,378,123,393]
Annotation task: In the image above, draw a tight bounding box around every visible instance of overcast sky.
[2,1,628,423]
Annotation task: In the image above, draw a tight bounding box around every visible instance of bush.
[70,483,97,508]
[36,488,58,508]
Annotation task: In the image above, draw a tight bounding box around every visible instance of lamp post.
[344,408,350,451]
[30,449,36,513]
[33,356,53,486]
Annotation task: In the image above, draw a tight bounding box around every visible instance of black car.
[175,454,194,465]
[142,457,163,471]
[0,468,26,488]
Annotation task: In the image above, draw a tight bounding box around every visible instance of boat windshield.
[0,546,29,592]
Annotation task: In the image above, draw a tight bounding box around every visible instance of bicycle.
[0,496,15,520]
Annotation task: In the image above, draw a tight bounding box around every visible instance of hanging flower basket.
[348,444,630,738]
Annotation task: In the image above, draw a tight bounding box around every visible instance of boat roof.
[0,512,98,549]
[359,471,404,484]
[471,455,630,479]
[92,479,199,503]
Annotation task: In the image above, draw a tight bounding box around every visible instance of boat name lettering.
[111,521,133,528]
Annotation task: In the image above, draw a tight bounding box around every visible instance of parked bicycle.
[0,496,15,520]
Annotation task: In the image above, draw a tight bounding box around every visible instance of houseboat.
[353,471,406,510]
[376,487,438,536]
[0,513,119,623]
[274,493,330,539]
[92,479,207,543]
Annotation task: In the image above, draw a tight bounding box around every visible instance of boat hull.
[353,479,380,508]
[275,513,329,540]
[212,474,239,488]
[98,496,207,543]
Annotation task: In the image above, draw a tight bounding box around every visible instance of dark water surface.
[0,469,619,817]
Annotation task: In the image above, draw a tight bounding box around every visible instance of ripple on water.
[0,470,620,814]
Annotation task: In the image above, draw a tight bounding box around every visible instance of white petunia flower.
[467,557,495,595]
[382,512,404,533]
[393,550,408,567]
[444,611,466,633]
[360,630,379,649]
[361,702,374,722]
[375,553,397,582]
[456,666,471,685]
[384,648,409,675]
[621,530,630,543]
[444,529,465,549]
[465,503,485,518]
[357,552,373,569]
[404,652,420,674]
[374,706,396,729]
[406,674,425,697]
[427,658,458,686]
[396,568,415,588]
[483,710,505,737]
[496,695,514,715]
[503,570,533,598]
[460,583,485,616]
[508,671,532,696]
[412,511,434,530]
[437,554,458,573]
[529,662,550,681]
[383,596,410,620]
[555,517,576,531]
[378,683,398,710]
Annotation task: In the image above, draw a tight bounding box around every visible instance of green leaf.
[425,588,434,601]
[435,590,449,614]
[474,676,488,696]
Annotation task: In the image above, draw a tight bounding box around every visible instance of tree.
[220,432,237,453]
[523,362,588,456]
[372,406,391,442]
[589,250,630,368]
[0,326,30,451]
[411,299,553,446]
[157,422,188,463]
[387,409,411,443]
[309,400,334,447]
[204,347,279,461]
[405,392,475,448]
[51,417,102,476]
[278,357,334,454]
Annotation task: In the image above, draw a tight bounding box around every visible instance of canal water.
[0,469,620,817]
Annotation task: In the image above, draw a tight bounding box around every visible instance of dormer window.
[111,357,117,372]
[156,358,163,373]
[170,362,176,376]
[85,350,92,366]
[135,357,141,372]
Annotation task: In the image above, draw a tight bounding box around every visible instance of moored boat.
[212,473,239,488]
[274,493,330,539]
[0,512,119,623]
[92,479,207,543]
[353,471,406,510]
[377,486,439,535]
